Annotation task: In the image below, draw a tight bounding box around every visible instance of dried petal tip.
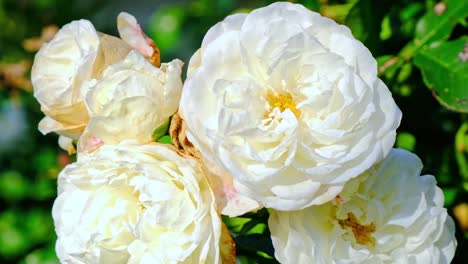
[117,12,161,67]
[169,112,201,159]
[220,223,236,264]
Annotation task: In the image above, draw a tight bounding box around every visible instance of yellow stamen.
[338,212,376,247]
[265,91,300,118]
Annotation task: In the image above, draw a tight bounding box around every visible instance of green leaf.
[400,0,468,60]
[379,15,392,41]
[239,220,262,235]
[400,2,424,22]
[415,0,468,46]
[256,250,274,259]
[455,122,468,180]
[414,36,468,112]
[246,223,267,235]
[157,135,173,145]
[152,118,171,142]
[399,2,424,37]
[222,216,251,234]
[397,63,413,83]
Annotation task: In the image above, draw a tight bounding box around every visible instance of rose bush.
[179,2,402,211]
[52,143,233,263]
[269,149,457,264]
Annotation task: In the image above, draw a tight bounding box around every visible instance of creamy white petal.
[58,135,76,155]
[117,12,154,58]
[53,143,229,263]
[179,2,401,210]
[79,51,183,152]
[269,149,457,264]
[31,18,133,147]
[32,19,99,139]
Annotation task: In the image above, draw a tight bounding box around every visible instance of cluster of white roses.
[32,2,457,264]
[32,12,232,264]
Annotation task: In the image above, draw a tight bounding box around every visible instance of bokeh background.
[0,0,467,263]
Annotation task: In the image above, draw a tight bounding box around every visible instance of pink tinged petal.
[117,12,160,66]
[79,134,104,153]
[205,159,261,217]
[89,136,104,148]
[221,180,262,217]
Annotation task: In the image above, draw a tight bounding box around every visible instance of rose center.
[338,212,376,247]
[265,91,300,118]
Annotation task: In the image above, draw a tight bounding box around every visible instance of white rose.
[78,51,183,152]
[269,149,457,264]
[179,2,401,210]
[31,19,132,151]
[32,20,99,140]
[53,143,233,263]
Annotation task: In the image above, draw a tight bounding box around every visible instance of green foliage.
[148,6,185,54]
[414,0,467,48]
[157,135,173,145]
[414,37,468,112]
[224,209,278,263]
[21,242,58,264]
[0,171,29,201]
[345,0,388,53]
[151,118,171,141]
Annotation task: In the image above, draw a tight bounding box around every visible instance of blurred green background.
[0,0,467,263]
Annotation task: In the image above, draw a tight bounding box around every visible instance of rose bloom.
[269,149,457,264]
[79,51,183,152]
[53,143,233,263]
[31,19,131,151]
[179,2,401,211]
[32,13,181,153]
